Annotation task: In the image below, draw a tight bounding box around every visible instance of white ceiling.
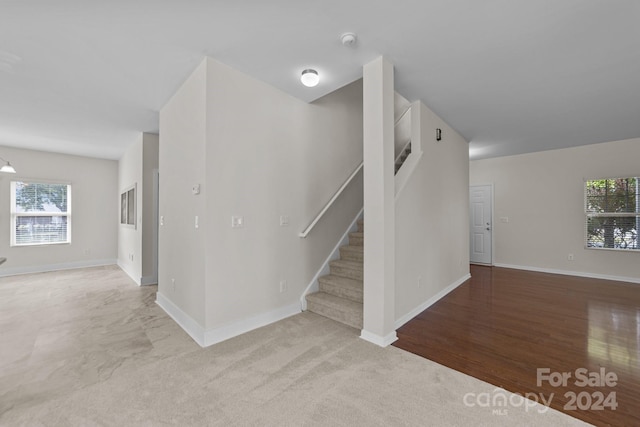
[1,1,639,160]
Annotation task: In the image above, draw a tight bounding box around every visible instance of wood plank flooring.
[394,265,640,427]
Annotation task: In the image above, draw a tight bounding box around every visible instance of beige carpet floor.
[0,266,589,426]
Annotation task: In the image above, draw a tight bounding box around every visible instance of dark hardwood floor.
[394,265,640,427]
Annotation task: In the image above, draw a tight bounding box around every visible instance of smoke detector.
[341,32,357,46]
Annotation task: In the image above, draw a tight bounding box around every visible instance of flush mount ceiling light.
[0,156,16,173]
[341,32,357,46]
[300,69,319,87]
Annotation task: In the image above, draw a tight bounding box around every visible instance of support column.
[361,56,397,347]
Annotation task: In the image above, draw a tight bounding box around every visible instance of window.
[10,181,71,246]
[585,177,638,250]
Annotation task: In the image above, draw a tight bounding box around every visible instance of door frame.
[151,169,159,284]
[469,183,495,266]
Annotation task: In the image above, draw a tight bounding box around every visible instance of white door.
[470,185,492,264]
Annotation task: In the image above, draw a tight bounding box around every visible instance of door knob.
[486,227,491,231]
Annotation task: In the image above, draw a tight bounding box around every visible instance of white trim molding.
[494,263,640,285]
[395,151,423,200]
[155,292,206,346]
[156,292,301,348]
[394,273,471,330]
[203,302,300,347]
[0,258,117,278]
[360,330,398,348]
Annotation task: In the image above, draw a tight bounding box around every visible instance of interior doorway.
[469,184,492,265]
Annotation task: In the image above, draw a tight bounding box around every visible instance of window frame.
[584,176,639,252]
[10,180,72,247]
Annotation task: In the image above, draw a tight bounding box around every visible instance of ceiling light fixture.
[341,32,357,46]
[0,156,16,173]
[300,69,319,87]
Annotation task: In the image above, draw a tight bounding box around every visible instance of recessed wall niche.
[120,184,136,228]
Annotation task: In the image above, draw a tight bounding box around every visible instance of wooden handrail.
[299,162,363,238]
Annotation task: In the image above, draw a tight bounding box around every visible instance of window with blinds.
[585,177,639,251]
[10,181,71,246]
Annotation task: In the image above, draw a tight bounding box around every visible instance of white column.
[361,56,397,347]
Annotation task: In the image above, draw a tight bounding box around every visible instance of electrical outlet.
[568,253,574,261]
[500,217,509,223]
[279,280,287,293]
[279,215,289,226]
[231,216,244,228]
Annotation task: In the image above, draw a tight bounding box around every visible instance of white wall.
[141,134,159,281]
[158,60,207,327]
[157,57,363,344]
[117,133,159,285]
[117,136,142,282]
[204,58,363,333]
[470,137,640,283]
[0,146,118,276]
[394,102,471,326]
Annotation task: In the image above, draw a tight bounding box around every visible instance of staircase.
[305,219,364,329]
[395,142,411,174]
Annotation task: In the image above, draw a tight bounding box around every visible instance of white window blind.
[585,177,638,251]
[10,181,72,246]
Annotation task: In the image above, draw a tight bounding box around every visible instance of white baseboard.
[0,258,117,278]
[360,330,398,347]
[156,292,301,348]
[299,207,364,311]
[156,292,206,346]
[203,302,300,347]
[117,260,140,285]
[394,273,471,330]
[494,263,640,285]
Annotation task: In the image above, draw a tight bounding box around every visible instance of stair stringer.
[299,207,364,311]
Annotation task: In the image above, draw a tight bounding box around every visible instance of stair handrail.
[299,161,363,238]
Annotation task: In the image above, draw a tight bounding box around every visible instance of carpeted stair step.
[339,245,363,262]
[348,231,364,246]
[306,291,363,329]
[330,259,363,281]
[305,218,364,329]
[318,274,363,303]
